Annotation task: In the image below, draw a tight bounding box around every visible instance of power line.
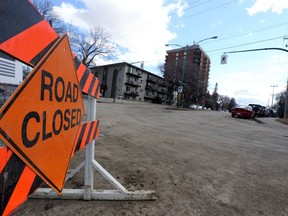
[111,0,238,39]
[111,0,286,47]
[207,36,286,53]
[170,0,238,23]
[113,0,218,35]
[216,22,288,42]
[172,0,214,14]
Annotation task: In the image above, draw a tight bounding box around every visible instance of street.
[15,102,288,216]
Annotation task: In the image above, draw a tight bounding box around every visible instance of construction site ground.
[14,101,288,216]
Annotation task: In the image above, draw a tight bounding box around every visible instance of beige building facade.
[91,62,170,104]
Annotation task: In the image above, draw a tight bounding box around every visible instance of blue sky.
[52,0,288,106]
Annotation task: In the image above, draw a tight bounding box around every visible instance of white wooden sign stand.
[31,96,156,200]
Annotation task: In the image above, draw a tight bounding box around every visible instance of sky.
[52,0,288,106]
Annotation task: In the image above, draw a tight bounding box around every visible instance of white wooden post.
[31,95,156,200]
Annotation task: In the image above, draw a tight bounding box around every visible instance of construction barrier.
[0,1,101,215]
[0,1,155,215]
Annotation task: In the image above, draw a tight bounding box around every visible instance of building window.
[102,67,108,84]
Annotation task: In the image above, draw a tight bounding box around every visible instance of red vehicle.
[231,105,255,118]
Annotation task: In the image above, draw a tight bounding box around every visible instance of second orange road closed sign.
[0,34,84,194]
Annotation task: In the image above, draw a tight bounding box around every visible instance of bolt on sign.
[0,34,84,194]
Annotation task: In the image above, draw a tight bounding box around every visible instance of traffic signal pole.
[224,47,288,118]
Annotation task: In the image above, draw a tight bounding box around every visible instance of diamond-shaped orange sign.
[0,34,84,194]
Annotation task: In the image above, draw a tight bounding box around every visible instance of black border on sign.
[0,35,68,193]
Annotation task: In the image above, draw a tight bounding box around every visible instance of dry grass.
[276,118,288,125]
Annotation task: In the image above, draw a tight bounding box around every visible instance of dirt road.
[14,102,288,216]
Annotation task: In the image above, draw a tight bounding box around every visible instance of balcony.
[145,85,157,92]
[125,80,141,87]
[146,76,157,83]
[144,94,157,100]
[157,88,167,94]
[124,91,139,97]
[158,79,167,87]
[126,70,142,78]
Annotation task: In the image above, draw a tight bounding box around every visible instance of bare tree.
[32,0,116,67]
[32,0,66,35]
[218,95,232,111]
[160,63,181,105]
[69,27,116,67]
[276,90,286,118]
[211,83,219,110]
[228,98,236,111]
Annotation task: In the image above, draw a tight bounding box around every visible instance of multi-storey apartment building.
[0,52,24,106]
[91,62,170,104]
[164,44,210,106]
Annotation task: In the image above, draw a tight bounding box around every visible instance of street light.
[165,36,218,107]
[195,36,218,44]
[270,84,278,107]
[165,36,218,49]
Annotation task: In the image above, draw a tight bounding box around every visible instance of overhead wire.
[111,0,237,39]
[169,0,238,23]
[207,35,286,53]
[106,0,283,45]
[106,0,288,65]
[169,0,214,16]
[167,1,288,59]
[215,22,288,42]
[112,0,213,37]
[112,0,280,50]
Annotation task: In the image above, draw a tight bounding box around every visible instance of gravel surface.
[14,102,288,216]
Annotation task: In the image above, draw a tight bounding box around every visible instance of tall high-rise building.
[164,44,211,106]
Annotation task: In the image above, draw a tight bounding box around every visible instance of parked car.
[266,108,277,117]
[189,104,197,109]
[231,105,255,118]
[248,104,263,117]
[261,106,269,117]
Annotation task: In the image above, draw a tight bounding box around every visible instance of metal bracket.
[31,96,156,201]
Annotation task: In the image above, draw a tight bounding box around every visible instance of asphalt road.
[14,102,288,216]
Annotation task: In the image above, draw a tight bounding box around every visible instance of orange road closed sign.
[0,34,84,194]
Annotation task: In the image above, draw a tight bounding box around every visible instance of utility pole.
[285,76,288,118]
[270,85,278,108]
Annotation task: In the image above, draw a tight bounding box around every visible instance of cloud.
[166,0,188,17]
[53,3,88,29]
[54,0,187,71]
[246,0,288,16]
